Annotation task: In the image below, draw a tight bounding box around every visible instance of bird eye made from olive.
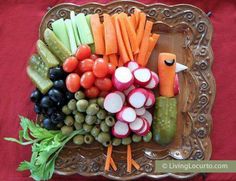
[164,59,175,66]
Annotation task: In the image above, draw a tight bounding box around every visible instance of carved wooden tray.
[39,1,215,180]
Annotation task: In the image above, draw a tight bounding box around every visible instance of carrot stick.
[143,33,160,66]
[134,8,141,30]
[103,55,109,64]
[130,14,136,28]
[134,54,138,61]
[131,159,140,170]
[118,13,134,61]
[137,21,153,66]
[103,14,118,55]
[90,14,105,55]
[114,15,129,62]
[110,157,117,171]
[127,144,132,173]
[158,53,176,97]
[118,56,124,67]
[109,54,118,67]
[136,12,146,48]
[104,145,113,171]
[111,14,118,27]
[124,15,139,54]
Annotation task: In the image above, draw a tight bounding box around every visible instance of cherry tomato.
[63,56,78,72]
[85,86,100,98]
[99,91,109,98]
[78,58,94,73]
[107,63,116,75]
[95,77,112,91]
[75,45,91,61]
[93,58,108,78]
[66,73,81,93]
[90,54,99,61]
[80,72,95,89]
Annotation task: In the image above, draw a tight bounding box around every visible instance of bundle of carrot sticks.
[90,8,160,67]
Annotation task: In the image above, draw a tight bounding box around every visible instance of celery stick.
[52,18,71,52]
[65,19,77,54]
[90,43,95,54]
[75,13,94,45]
[86,14,92,31]
[70,11,81,46]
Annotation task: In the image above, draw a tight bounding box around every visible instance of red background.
[0,0,235,180]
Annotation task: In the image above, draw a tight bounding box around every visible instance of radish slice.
[145,71,159,89]
[135,107,146,116]
[112,121,130,138]
[104,92,123,113]
[144,91,155,108]
[116,106,136,123]
[133,68,152,86]
[114,91,125,104]
[128,88,147,108]
[174,74,180,96]
[112,67,134,91]
[129,117,144,132]
[125,61,140,72]
[141,111,153,127]
[136,118,150,136]
[124,85,135,95]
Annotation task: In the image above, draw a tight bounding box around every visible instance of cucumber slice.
[51,18,71,51]
[90,43,95,54]
[36,40,59,68]
[44,29,71,62]
[29,54,49,78]
[70,11,81,46]
[27,66,53,94]
[65,19,77,54]
[75,13,94,45]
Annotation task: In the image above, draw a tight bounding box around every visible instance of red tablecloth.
[0,0,235,180]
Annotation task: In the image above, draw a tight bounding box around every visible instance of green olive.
[95,118,102,125]
[61,126,73,135]
[86,103,100,116]
[97,97,104,108]
[97,132,111,143]
[72,110,78,115]
[74,112,85,124]
[132,134,142,143]
[68,99,77,111]
[122,137,132,145]
[105,116,115,127]
[102,140,112,147]
[112,138,122,146]
[91,125,101,137]
[143,132,152,142]
[100,121,109,132]
[96,109,107,120]
[64,116,74,126]
[88,98,97,104]
[85,115,97,125]
[62,105,72,115]
[83,123,93,132]
[75,91,85,101]
[73,135,84,145]
[56,122,64,128]
[76,99,89,112]
[74,122,83,130]
[84,134,94,144]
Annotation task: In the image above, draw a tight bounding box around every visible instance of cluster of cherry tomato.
[63,45,115,98]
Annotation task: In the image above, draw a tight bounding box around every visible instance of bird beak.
[176,63,188,73]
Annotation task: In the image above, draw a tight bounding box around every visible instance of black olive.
[30,89,42,103]
[51,112,65,124]
[66,91,74,100]
[48,89,63,104]
[47,107,57,116]
[42,118,56,130]
[57,97,67,107]
[40,96,53,108]
[49,67,66,81]
[34,104,41,114]
[53,80,66,91]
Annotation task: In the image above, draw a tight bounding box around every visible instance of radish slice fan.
[104,92,123,113]
[128,88,147,108]
[141,111,153,127]
[129,117,144,132]
[112,121,130,138]
[133,68,151,86]
[113,67,134,90]
[116,106,136,123]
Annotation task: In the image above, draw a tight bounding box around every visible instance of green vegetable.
[73,135,84,145]
[62,105,72,115]
[70,11,81,46]
[97,132,111,143]
[74,122,82,130]
[90,43,96,54]
[29,54,49,78]
[76,99,89,112]
[75,13,94,45]
[83,123,93,132]
[143,132,152,142]
[97,97,104,108]
[97,109,107,120]
[105,116,115,127]
[61,126,73,135]
[88,98,97,104]
[51,18,71,51]
[64,116,74,126]
[56,122,64,129]
[153,96,177,145]
[100,121,109,132]
[91,125,100,137]
[27,66,53,94]
[4,116,85,181]
[74,112,85,124]
[85,115,97,125]
[36,40,59,68]
[95,118,102,125]
[75,91,85,100]
[112,138,121,146]
[68,99,77,111]
[132,134,142,143]
[86,103,100,115]
[122,137,132,145]
[102,140,112,147]
[65,19,77,54]
[44,28,71,62]
[84,134,94,144]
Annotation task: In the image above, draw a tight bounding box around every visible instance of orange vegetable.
[118,56,124,67]
[110,158,117,171]
[137,21,153,66]
[103,13,118,55]
[130,14,136,28]
[134,8,141,30]
[127,144,132,172]
[143,33,160,66]
[104,144,113,171]
[90,14,105,55]
[136,12,146,48]
[131,159,140,170]
[103,55,109,64]
[158,53,176,97]
[114,15,129,62]
[109,54,118,67]
[124,15,139,54]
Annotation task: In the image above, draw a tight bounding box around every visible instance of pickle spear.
[29,54,49,78]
